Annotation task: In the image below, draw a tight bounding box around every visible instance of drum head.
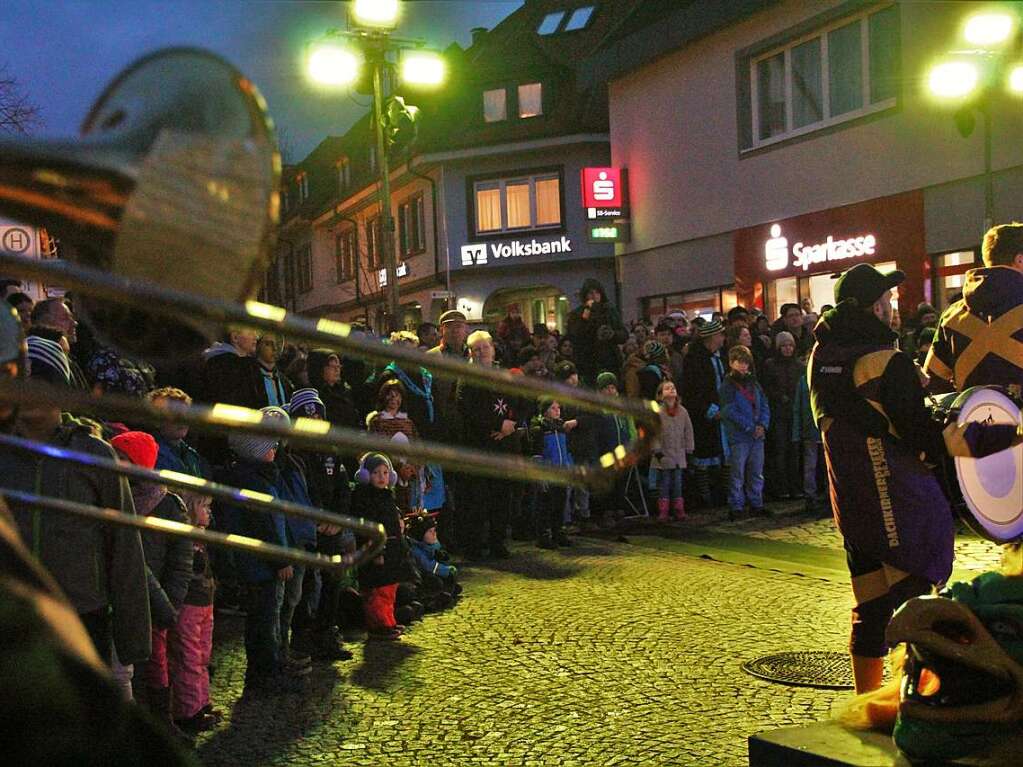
[954,387,1023,542]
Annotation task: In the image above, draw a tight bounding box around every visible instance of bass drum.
[933,386,1023,543]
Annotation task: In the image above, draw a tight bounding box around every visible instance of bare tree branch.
[0,63,41,135]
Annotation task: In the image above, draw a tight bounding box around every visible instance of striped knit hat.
[229,406,289,461]
[697,319,724,338]
[26,336,71,386]
[287,387,326,419]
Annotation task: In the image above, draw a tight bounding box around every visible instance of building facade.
[600,0,1023,322]
[272,1,640,333]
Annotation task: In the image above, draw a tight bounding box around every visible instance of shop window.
[483,88,507,122]
[531,298,547,329]
[744,4,899,150]
[472,172,562,235]
[398,194,426,257]
[335,227,357,283]
[933,250,975,310]
[297,244,312,294]
[518,83,543,118]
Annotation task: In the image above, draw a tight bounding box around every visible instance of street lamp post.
[928,8,1022,237]
[368,50,401,330]
[304,0,445,332]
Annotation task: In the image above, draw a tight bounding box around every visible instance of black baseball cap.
[834,263,905,307]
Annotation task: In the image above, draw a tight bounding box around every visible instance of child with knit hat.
[649,381,694,522]
[529,398,573,550]
[353,452,416,640]
[110,431,194,735]
[218,406,307,694]
[406,511,461,611]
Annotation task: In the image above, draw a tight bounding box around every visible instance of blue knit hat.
[287,387,326,419]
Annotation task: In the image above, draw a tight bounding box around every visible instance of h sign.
[581,167,623,209]
[461,243,487,266]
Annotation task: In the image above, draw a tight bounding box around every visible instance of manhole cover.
[742,651,854,689]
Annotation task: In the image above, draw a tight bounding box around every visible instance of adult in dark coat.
[566,278,627,386]
[760,332,803,499]
[679,319,728,507]
[307,349,361,431]
[455,331,520,559]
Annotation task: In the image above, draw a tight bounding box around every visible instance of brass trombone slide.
[0,432,385,571]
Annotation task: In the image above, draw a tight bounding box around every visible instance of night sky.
[1,1,522,159]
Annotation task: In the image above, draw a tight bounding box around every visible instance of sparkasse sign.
[460,236,572,267]
[581,167,623,209]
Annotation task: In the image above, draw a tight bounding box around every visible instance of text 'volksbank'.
[461,236,572,266]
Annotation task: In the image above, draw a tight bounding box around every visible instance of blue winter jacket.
[409,539,454,578]
[153,434,209,479]
[218,459,289,583]
[790,372,821,443]
[277,453,317,549]
[529,415,574,467]
[718,374,771,445]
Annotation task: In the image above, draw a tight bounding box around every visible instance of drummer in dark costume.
[924,223,1023,395]
[808,263,1022,693]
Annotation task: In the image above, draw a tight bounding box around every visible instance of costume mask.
[886,571,1023,762]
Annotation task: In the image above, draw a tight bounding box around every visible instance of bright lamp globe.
[928,61,979,98]
[352,0,400,29]
[307,44,360,87]
[1010,65,1023,94]
[964,13,1014,46]
[401,52,446,87]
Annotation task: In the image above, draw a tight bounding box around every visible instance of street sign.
[586,222,631,243]
[430,290,452,300]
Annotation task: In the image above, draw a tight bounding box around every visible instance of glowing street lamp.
[928,60,981,99]
[1009,63,1023,93]
[306,41,361,88]
[964,12,1015,47]
[351,0,400,31]
[400,50,446,87]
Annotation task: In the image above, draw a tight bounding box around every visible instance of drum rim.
[952,386,1023,543]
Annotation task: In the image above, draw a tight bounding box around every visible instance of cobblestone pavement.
[196,537,853,767]
[695,499,1005,575]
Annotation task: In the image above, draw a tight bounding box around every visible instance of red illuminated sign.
[581,167,624,209]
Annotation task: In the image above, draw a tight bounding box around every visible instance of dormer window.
[483,88,507,122]
[564,6,595,31]
[537,6,596,36]
[537,12,564,35]
[337,157,351,194]
[518,83,543,118]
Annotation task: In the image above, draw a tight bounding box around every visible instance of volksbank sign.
[460,236,572,266]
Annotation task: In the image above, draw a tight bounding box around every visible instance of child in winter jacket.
[110,431,193,732]
[353,452,414,640]
[649,381,695,521]
[169,491,221,733]
[718,345,771,520]
[406,511,461,611]
[529,398,573,550]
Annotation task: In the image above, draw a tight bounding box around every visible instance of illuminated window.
[518,83,543,118]
[483,88,507,122]
[537,12,564,35]
[366,215,383,268]
[747,4,898,149]
[297,172,309,202]
[472,172,562,235]
[564,6,595,31]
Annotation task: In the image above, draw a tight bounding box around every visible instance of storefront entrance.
[734,190,926,321]
[768,261,898,318]
[483,286,569,333]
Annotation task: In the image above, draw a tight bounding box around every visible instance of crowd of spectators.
[0,274,941,744]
